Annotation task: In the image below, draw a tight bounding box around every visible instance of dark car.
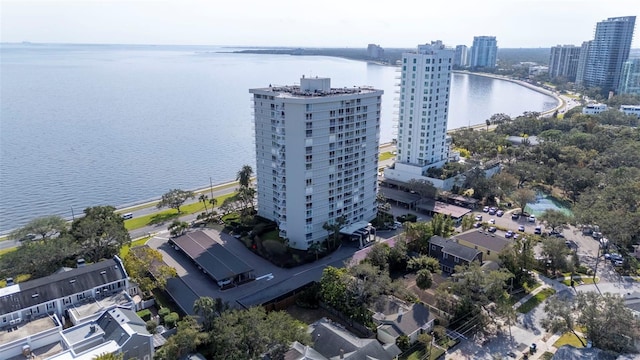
[488,226,497,233]
[511,213,520,220]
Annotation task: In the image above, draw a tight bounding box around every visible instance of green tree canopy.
[70,206,130,262]
[236,165,254,189]
[156,189,195,213]
[10,215,68,241]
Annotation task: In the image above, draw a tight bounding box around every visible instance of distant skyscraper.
[469,36,497,69]
[454,45,468,67]
[618,58,640,95]
[249,77,383,250]
[548,45,581,82]
[384,41,454,184]
[367,44,384,59]
[581,16,636,92]
[575,40,592,86]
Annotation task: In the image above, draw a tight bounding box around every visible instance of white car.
[528,215,536,223]
[489,219,495,224]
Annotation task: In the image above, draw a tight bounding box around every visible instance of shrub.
[137,309,152,321]
[164,312,179,328]
[158,307,170,318]
[262,239,287,256]
[146,319,158,333]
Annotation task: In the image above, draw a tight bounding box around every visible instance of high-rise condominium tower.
[384,41,454,183]
[581,16,636,92]
[618,58,640,95]
[469,36,497,69]
[250,77,383,250]
[549,45,581,82]
[454,45,468,67]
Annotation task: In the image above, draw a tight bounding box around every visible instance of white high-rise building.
[384,41,454,184]
[250,77,383,250]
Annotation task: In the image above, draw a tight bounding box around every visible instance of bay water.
[0,44,556,232]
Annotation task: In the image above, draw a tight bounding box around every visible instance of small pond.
[524,192,573,217]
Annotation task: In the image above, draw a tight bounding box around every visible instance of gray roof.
[552,345,621,360]
[373,297,436,338]
[379,187,421,205]
[173,230,253,281]
[285,341,328,360]
[454,230,512,253]
[310,319,394,360]
[0,257,127,315]
[430,236,482,261]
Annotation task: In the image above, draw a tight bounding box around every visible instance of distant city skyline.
[1,1,638,49]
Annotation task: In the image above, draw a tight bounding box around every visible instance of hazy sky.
[1,0,638,48]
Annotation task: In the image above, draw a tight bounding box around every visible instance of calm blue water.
[0,43,557,232]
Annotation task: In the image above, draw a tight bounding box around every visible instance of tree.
[236,164,253,189]
[322,215,346,249]
[576,292,639,353]
[407,179,437,199]
[485,119,491,131]
[168,220,189,237]
[308,241,326,261]
[366,242,390,270]
[541,237,570,275]
[511,188,536,214]
[70,206,131,262]
[0,234,80,279]
[415,268,433,290]
[460,215,475,231]
[124,247,176,294]
[156,189,195,213]
[155,316,208,360]
[199,194,209,214]
[538,209,572,233]
[542,292,586,347]
[428,213,455,238]
[193,296,226,331]
[10,215,67,241]
[207,307,311,360]
[498,236,535,289]
[93,353,123,360]
[407,255,441,274]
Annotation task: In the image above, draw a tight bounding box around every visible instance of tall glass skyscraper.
[618,58,640,95]
[469,36,497,69]
[581,16,636,93]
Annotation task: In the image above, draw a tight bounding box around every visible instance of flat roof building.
[384,41,454,184]
[250,77,383,250]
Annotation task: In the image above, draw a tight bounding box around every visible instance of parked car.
[483,206,490,212]
[518,225,525,232]
[528,215,536,223]
[496,210,504,217]
[488,209,496,215]
[473,222,482,228]
[534,226,542,235]
[505,230,514,238]
[511,213,520,220]
[592,231,603,240]
[514,233,520,239]
[474,215,483,221]
[489,218,495,224]
[488,226,497,233]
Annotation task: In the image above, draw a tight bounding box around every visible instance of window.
[443,253,448,259]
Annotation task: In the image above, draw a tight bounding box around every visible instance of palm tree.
[193,296,217,331]
[308,241,326,261]
[93,353,123,360]
[209,197,218,209]
[236,165,253,189]
[199,194,209,214]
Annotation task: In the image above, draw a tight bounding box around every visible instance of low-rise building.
[428,235,483,273]
[453,229,512,262]
[373,296,437,346]
[582,103,608,115]
[620,105,640,118]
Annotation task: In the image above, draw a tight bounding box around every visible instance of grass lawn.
[0,247,17,257]
[379,151,395,161]
[540,352,555,360]
[553,331,586,348]
[119,236,151,258]
[123,192,237,231]
[517,288,556,313]
[562,276,599,286]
